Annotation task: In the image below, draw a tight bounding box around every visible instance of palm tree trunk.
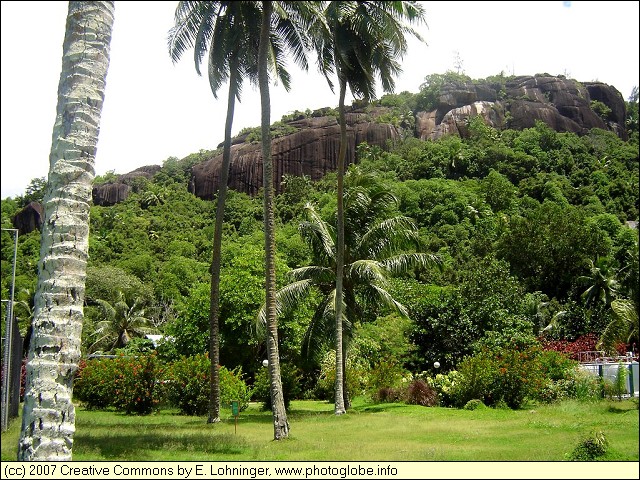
[17,1,114,461]
[334,76,347,415]
[259,0,289,440]
[208,59,239,425]
[342,341,351,409]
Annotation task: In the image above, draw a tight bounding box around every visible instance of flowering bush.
[162,353,251,416]
[74,354,162,414]
[413,370,459,406]
[540,333,599,360]
[112,353,161,414]
[449,345,551,409]
[74,358,121,410]
[427,370,462,407]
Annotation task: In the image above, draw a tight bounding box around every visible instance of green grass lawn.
[2,397,638,462]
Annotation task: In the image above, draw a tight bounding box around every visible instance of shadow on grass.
[73,431,248,460]
[606,403,637,414]
[351,403,410,414]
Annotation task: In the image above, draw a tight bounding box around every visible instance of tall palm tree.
[168,0,263,425]
[168,0,314,430]
[17,1,114,461]
[260,168,441,399]
[257,0,318,440]
[310,0,426,413]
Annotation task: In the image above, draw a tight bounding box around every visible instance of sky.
[1,1,639,199]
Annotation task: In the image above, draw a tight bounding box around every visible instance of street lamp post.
[1,228,18,432]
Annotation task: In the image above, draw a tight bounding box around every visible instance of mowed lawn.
[2,398,638,462]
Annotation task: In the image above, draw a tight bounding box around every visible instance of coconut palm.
[168,1,315,425]
[18,1,114,461]
[260,168,441,402]
[597,244,639,355]
[597,299,639,355]
[309,0,426,413]
[579,258,619,309]
[89,291,155,353]
[168,0,261,425]
[257,0,319,440]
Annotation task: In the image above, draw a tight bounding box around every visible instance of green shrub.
[252,362,302,411]
[74,354,162,414]
[560,367,603,402]
[219,365,252,411]
[536,350,577,381]
[570,430,608,460]
[423,370,462,407]
[162,354,251,416]
[366,360,409,400]
[451,345,548,409]
[162,354,209,415]
[74,358,119,410]
[463,399,486,410]
[313,350,368,402]
[449,352,495,408]
[530,351,579,404]
[590,100,612,120]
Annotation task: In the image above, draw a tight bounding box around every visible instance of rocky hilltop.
[85,74,629,207]
[416,75,626,141]
[191,111,400,199]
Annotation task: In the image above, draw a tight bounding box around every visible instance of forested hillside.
[2,79,638,400]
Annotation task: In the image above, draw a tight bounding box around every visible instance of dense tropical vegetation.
[0,0,638,462]
[3,82,638,413]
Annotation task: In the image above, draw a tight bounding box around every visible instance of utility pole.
[1,228,18,431]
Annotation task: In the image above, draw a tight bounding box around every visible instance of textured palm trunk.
[259,0,289,440]
[333,76,347,415]
[208,61,239,425]
[17,1,114,461]
[342,341,351,409]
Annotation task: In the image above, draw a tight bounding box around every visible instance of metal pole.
[1,228,18,432]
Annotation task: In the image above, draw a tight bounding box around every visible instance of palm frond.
[356,216,421,259]
[598,299,640,354]
[301,291,336,360]
[381,253,443,276]
[299,203,336,263]
[348,259,388,285]
[364,283,409,319]
[288,265,335,284]
[256,279,314,328]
